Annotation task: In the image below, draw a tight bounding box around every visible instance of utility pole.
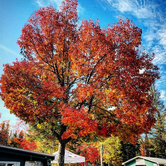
[100,143,103,166]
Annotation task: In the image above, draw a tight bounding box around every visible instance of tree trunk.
[57,141,66,166]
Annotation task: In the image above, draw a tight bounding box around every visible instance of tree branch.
[86,54,107,84]
[88,95,94,113]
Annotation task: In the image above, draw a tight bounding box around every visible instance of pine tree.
[151,86,166,158]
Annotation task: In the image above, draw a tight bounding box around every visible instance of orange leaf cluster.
[77,142,100,165]
[13,137,37,151]
[61,106,97,139]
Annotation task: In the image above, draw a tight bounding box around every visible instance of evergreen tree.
[151,86,166,158]
[139,85,166,158]
[121,141,140,161]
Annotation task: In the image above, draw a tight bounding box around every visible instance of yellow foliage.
[102,136,122,166]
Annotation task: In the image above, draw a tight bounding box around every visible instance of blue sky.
[0,0,166,125]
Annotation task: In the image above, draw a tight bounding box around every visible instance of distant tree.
[11,130,37,150]
[151,88,166,158]
[77,142,100,165]
[121,141,140,161]
[76,136,122,166]
[0,119,37,150]
[139,133,154,156]
[102,136,122,166]
[27,123,58,154]
[139,85,166,158]
[152,113,166,158]
[10,130,20,147]
[150,86,166,158]
[0,120,10,146]
[0,0,159,165]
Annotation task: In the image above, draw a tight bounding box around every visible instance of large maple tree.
[0,0,159,165]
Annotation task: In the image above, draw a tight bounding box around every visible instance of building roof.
[52,149,85,163]
[122,156,166,165]
[0,145,54,159]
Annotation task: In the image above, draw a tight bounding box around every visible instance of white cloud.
[112,0,134,13]
[158,29,166,48]
[35,0,63,8]
[0,44,18,56]
[35,0,84,14]
[102,0,155,19]
[77,3,84,15]
[160,90,166,101]
[134,7,154,19]
[147,24,166,65]
[155,74,166,91]
[144,32,156,42]
[36,0,44,7]
[153,45,166,65]
[142,23,166,65]
[51,0,63,9]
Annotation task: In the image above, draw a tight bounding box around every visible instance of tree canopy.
[0,0,159,165]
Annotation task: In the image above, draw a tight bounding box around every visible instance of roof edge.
[0,145,54,157]
[122,156,166,165]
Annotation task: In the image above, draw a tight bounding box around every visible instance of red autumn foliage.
[12,130,37,151]
[0,120,37,150]
[77,142,100,165]
[12,137,37,151]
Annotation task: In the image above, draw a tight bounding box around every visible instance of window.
[25,161,43,166]
[0,162,20,166]
[0,164,6,166]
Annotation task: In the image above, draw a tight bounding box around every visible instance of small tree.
[121,141,140,161]
[139,85,166,158]
[0,120,10,146]
[27,123,59,154]
[102,136,122,166]
[0,0,159,165]
[151,86,166,158]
